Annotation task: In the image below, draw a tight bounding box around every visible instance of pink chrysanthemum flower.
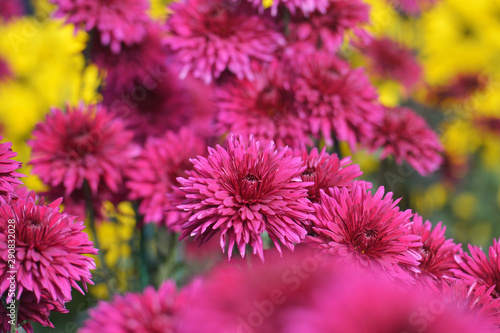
[453,238,500,298]
[296,147,371,202]
[0,193,97,304]
[440,280,500,328]
[29,104,137,197]
[390,0,440,15]
[0,0,24,21]
[369,107,443,176]
[1,290,68,333]
[215,61,310,148]
[127,128,206,229]
[289,0,370,54]
[307,184,422,281]
[80,280,181,333]
[177,135,314,260]
[292,52,383,148]
[0,137,24,202]
[429,73,487,104]
[410,214,460,285]
[359,37,422,90]
[247,0,329,16]
[51,0,151,53]
[0,57,12,81]
[165,0,285,84]
[92,23,167,94]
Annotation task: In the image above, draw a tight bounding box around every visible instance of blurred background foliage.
[1,0,500,330]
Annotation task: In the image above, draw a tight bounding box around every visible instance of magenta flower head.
[177,135,314,261]
[289,0,370,54]
[359,37,422,90]
[390,0,440,15]
[410,214,460,286]
[292,52,383,148]
[80,280,181,333]
[453,238,500,298]
[215,61,311,149]
[296,147,371,202]
[51,0,151,53]
[0,0,24,22]
[0,193,97,304]
[165,0,285,84]
[370,107,443,176]
[29,104,137,197]
[127,128,206,230]
[0,137,24,202]
[307,184,422,281]
[0,57,13,82]
[247,0,330,16]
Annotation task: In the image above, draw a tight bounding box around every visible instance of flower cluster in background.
[1,0,500,332]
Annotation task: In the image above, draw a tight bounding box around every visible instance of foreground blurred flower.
[248,0,329,16]
[29,104,137,198]
[215,61,310,148]
[359,37,422,90]
[296,147,370,202]
[0,137,23,202]
[292,52,383,148]
[51,0,151,53]
[308,185,422,281]
[0,57,12,81]
[177,136,314,260]
[0,0,24,21]
[410,214,460,285]
[454,238,500,298]
[127,128,206,229]
[0,193,97,304]
[370,107,443,176]
[165,0,285,84]
[80,280,181,333]
[289,0,370,54]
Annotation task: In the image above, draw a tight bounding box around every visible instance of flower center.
[28,219,43,227]
[302,167,315,176]
[244,173,260,183]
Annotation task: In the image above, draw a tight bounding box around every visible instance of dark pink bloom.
[370,107,443,176]
[0,57,12,81]
[307,184,422,281]
[0,193,97,304]
[410,214,460,286]
[390,0,440,15]
[292,52,383,148]
[454,238,500,298]
[429,73,487,104]
[0,0,24,21]
[296,147,371,202]
[247,0,329,16]
[165,0,285,84]
[80,280,181,333]
[51,0,151,53]
[289,0,370,54]
[29,104,137,196]
[0,138,23,202]
[215,61,310,149]
[359,37,422,90]
[177,135,314,260]
[127,128,206,230]
[92,23,167,94]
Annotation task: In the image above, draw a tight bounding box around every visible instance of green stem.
[139,224,150,290]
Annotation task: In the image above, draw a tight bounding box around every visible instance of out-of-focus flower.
[410,214,460,285]
[288,0,370,54]
[51,0,151,53]
[454,238,500,298]
[80,280,181,333]
[177,135,314,260]
[369,106,443,176]
[92,23,167,94]
[247,0,329,16]
[427,73,487,104]
[0,138,23,202]
[359,36,422,90]
[0,193,97,304]
[0,57,12,81]
[0,290,68,333]
[0,0,24,21]
[127,128,206,229]
[215,61,310,148]
[165,0,285,84]
[292,52,383,148]
[307,184,422,281]
[296,147,371,202]
[389,0,439,15]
